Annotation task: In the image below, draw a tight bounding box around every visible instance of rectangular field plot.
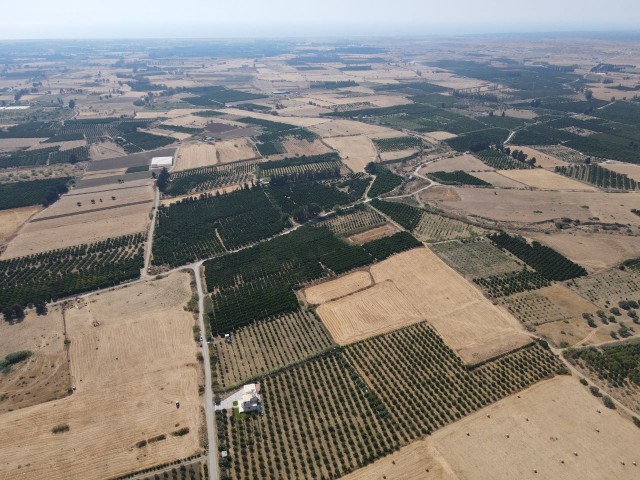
[212,309,334,390]
[430,239,522,278]
[344,322,564,444]
[216,352,399,480]
[568,268,640,308]
[501,290,570,327]
[316,248,531,364]
[413,210,485,242]
[319,206,386,235]
[166,160,258,197]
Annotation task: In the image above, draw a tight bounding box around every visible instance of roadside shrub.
[52,423,70,434]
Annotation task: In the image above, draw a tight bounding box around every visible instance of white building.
[150,156,174,169]
[238,383,262,414]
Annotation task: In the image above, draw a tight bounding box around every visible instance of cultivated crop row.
[430,239,522,278]
[555,164,638,190]
[319,205,386,235]
[0,233,145,313]
[116,130,174,153]
[0,177,72,210]
[367,168,403,197]
[166,161,258,196]
[490,232,587,281]
[361,231,421,260]
[474,268,551,297]
[370,199,422,229]
[427,170,491,186]
[474,148,533,170]
[373,136,422,152]
[414,211,484,242]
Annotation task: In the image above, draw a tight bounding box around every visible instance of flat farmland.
[222,108,329,128]
[323,135,377,172]
[423,131,457,142]
[498,169,598,191]
[380,148,421,161]
[310,119,401,138]
[414,211,486,242]
[346,223,399,244]
[342,376,640,480]
[568,267,640,309]
[87,147,177,172]
[0,205,41,246]
[421,154,491,173]
[430,240,522,278]
[508,145,569,170]
[316,248,531,364]
[320,206,386,235]
[0,272,202,480]
[175,143,218,171]
[434,188,640,224]
[282,137,332,156]
[213,309,334,390]
[304,270,373,304]
[471,171,528,188]
[0,137,47,152]
[215,138,258,163]
[0,306,69,414]
[528,231,640,272]
[605,162,640,182]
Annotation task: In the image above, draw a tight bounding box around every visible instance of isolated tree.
[585,89,593,101]
[364,162,377,175]
[35,301,48,316]
[68,99,76,109]
[156,167,170,192]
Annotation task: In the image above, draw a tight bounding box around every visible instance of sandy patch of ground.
[343,376,640,480]
[420,186,462,202]
[316,248,530,364]
[310,119,401,138]
[604,162,640,182]
[421,154,492,173]
[471,171,527,188]
[215,138,258,163]
[424,131,458,142]
[0,272,202,480]
[540,283,598,317]
[527,231,640,272]
[434,188,640,225]
[0,205,42,246]
[346,223,399,244]
[323,135,377,173]
[508,145,569,170]
[175,143,218,171]
[380,148,421,161]
[0,307,69,414]
[282,138,332,157]
[498,169,597,191]
[0,137,47,152]
[304,270,373,304]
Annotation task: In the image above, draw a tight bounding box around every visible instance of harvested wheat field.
[346,223,399,244]
[380,148,420,162]
[508,145,568,170]
[282,137,332,156]
[604,162,640,182]
[89,142,127,160]
[215,138,258,163]
[316,248,530,363]
[435,189,640,225]
[324,135,377,172]
[528,231,640,272]
[0,205,41,245]
[421,154,491,174]
[175,143,218,171]
[0,137,47,152]
[498,169,598,191]
[0,306,69,414]
[471,171,527,188]
[304,270,373,304]
[423,131,458,142]
[342,376,640,480]
[0,272,202,480]
[310,119,400,138]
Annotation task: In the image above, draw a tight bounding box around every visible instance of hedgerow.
[370,199,422,230]
[555,164,638,190]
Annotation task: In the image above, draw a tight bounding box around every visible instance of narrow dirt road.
[142,186,160,278]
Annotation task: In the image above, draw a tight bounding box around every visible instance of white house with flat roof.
[150,156,173,169]
[238,383,262,414]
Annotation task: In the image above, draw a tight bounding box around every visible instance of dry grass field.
[0,272,202,480]
[430,240,522,278]
[434,188,640,225]
[323,135,377,172]
[0,137,47,152]
[423,131,458,142]
[215,138,258,163]
[497,169,598,191]
[346,223,398,244]
[568,267,640,309]
[0,307,69,414]
[421,154,491,173]
[471,171,528,188]
[342,376,640,480]
[413,211,486,242]
[380,148,421,161]
[604,162,640,182]
[310,119,400,138]
[0,205,41,246]
[175,143,218,171]
[528,231,640,272]
[89,142,127,160]
[282,137,332,156]
[304,270,373,304]
[508,145,569,170]
[316,248,530,363]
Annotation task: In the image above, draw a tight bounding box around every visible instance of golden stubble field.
[0,272,202,480]
[314,248,531,364]
[341,376,640,480]
[0,205,41,246]
[498,169,598,191]
[323,135,377,172]
[0,306,69,414]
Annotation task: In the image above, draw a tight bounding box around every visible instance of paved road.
[193,261,219,480]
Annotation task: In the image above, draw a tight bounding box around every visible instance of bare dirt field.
[527,231,640,272]
[89,142,127,160]
[222,108,330,128]
[421,154,491,173]
[508,145,568,170]
[471,171,527,188]
[433,188,640,225]
[316,248,530,363]
[346,223,399,244]
[498,169,598,191]
[175,143,218,171]
[380,148,421,162]
[282,138,332,157]
[0,272,202,480]
[503,109,539,119]
[323,135,377,172]
[0,137,47,152]
[0,306,69,414]
[304,270,373,305]
[342,376,640,480]
[0,205,41,246]
[310,119,400,138]
[604,162,640,182]
[215,138,258,163]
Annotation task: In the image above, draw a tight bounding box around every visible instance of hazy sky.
[2,0,639,39]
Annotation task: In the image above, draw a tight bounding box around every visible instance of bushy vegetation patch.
[370,199,422,230]
[567,342,640,388]
[373,136,422,152]
[367,167,402,197]
[427,170,491,186]
[475,148,533,170]
[0,177,71,210]
[361,231,422,261]
[555,163,638,190]
[474,269,550,297]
